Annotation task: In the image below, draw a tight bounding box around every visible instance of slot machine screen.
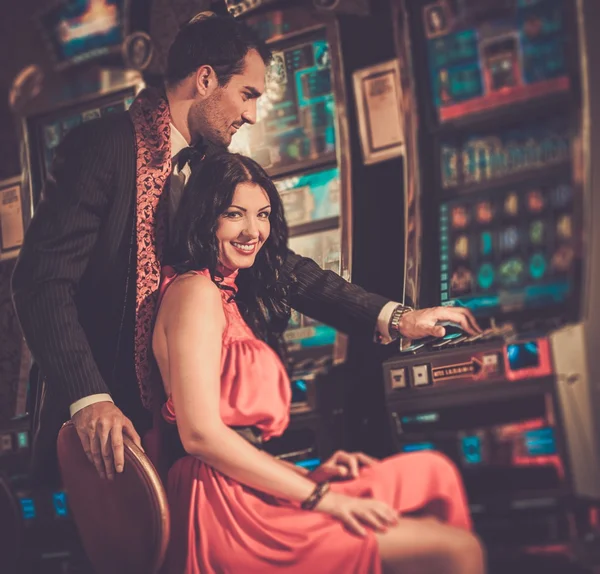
[421,0,570,123]
[438,118,579,319]
[275,166,340,228]
[27,87,137,207]
[285,228,340,353]
[229,32,336,175]
[38,0,127,70]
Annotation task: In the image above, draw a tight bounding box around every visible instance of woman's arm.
[155,274,317,503]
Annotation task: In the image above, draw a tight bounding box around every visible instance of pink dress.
[159,268,472,574]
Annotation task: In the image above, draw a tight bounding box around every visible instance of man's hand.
[398,306,481,339]
[71,401,142,480]
[308,450,378,483]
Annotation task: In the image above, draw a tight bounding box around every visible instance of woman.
[153,153,485,574]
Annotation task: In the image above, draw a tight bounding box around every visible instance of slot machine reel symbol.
[556,214,572,240]
[529,253,547,280]
[498,226,519,253]
[529,220,545,245]
[551,184,572,208]
[450,267,473,295]
[477,263,495,290]
[451,205,469,229]
[475,200,494,224]
[480,231,493,256]
[499,257,525,286]
[504,192,519,216]
[527,189,545,213]
[453,235,469,259]
[551,245,574,272]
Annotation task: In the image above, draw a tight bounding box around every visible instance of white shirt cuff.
[70,394,114,417]
[375,301,402,344]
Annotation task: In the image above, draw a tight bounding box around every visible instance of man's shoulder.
[63,111,135,148]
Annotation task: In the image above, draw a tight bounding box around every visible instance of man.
[12,14,479,486]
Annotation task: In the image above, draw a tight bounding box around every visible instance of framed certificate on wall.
[353,59,405,165]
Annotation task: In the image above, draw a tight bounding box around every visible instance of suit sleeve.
[284,250,390,336]
[11,121,121,406]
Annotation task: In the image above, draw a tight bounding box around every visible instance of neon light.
[402,442,434,452]
[19,498,36,520]
[295,458,321,470]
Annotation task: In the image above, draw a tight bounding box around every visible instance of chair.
[56,421,170,574]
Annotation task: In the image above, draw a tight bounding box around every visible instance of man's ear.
[195,65,217,97]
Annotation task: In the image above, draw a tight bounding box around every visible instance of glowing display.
[291,379,308,404]
[39,0,125,69]
[230,36,336,173]
[523,427,556,456]
[440,177,576,316]
[52,491,69,518]
[402,442,435,453]
[285,229,340,351]
[274,167,340,227]
[461,435,483,465]
[423,0,569,122]
[507,341,541,371]
[19,497,36,520]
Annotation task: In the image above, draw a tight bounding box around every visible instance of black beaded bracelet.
[301,481,330,511]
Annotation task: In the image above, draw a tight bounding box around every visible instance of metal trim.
[391,0,423,308]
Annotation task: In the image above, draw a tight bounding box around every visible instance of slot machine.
[15,0,146,225]
[5,2,146,570]
[228,3,354,471]
[380,0,600,565]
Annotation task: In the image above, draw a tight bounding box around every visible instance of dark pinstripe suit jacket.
[11,112,389,484]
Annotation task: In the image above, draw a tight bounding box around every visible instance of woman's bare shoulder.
[158,272,224,323]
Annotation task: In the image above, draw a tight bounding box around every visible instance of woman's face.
[216,182,271,271]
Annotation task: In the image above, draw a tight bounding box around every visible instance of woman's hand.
[307,450,378,483]
[315,491,399,536]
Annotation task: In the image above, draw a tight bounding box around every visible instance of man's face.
[190,49,266,147]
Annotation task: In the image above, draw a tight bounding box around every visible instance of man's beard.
[190,92,230,148]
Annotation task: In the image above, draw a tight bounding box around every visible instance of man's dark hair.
[165,14,272,87]
[169,152,291,362]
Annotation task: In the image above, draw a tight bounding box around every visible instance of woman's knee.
[377,518,485,574]
[443,529,486,574]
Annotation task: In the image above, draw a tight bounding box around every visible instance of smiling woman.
[217,182,272,271]
[151,151,483,574]
[167,151,291,359]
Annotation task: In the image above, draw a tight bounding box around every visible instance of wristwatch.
[388,304,414,338]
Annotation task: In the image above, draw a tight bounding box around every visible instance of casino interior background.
[0,0,599,572]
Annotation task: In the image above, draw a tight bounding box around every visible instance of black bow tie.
[174,143,206,171]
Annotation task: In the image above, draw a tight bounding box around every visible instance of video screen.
[440,118,570,190]
[289,227,341,274]
[285,228,340,351]
[422,0,570,122]
[39,0,126,69]
[275,166,340,228]
[229,35,336,174]
[439,177,576,316]
[31,90,135,205]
